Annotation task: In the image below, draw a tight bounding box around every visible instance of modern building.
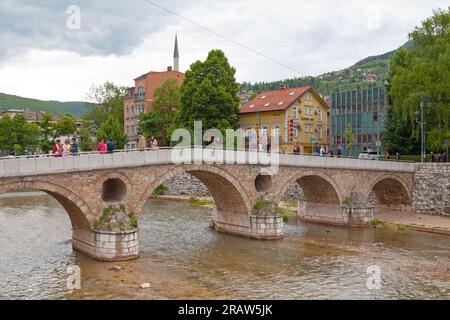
[239,85,330,154]
[330,86,388,157]
[124,35,184,148]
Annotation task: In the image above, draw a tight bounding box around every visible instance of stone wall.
[163,172,210,197]
[413,164,450,216]
[163,173,305,201]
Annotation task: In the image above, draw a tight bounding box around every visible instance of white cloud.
[0,0,448,101]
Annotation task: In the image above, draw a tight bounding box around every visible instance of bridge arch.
[99,172,133,205]
[0,181,95,230]
[274,170,344,205]
[368,174,412,210]
[135,164,253,216]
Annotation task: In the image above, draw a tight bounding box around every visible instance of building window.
[318,127,322,139]
[273,124,280,138]
[317,109,322,121]
[310,126,313,133]
[293,107,298,119]
[293,127,298,138]
[373,112,379,122]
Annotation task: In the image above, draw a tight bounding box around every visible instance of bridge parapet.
[0,148,415,178]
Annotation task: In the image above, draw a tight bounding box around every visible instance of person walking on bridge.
[98,139,107,155]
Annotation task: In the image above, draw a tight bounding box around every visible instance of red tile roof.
[240,87,311,114]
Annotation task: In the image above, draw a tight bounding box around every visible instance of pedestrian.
[62,139,71,157]
[293,143,300,155]
[396,152,401,161]
[98,139,107,155]
[150,136,159,150]
[431,152,435,162]
[71,137,79,156]
[53,139,61,157]
[385,151,391,160]
[107,139,114,154]
[320,145,325,157]
[138,134,147,151]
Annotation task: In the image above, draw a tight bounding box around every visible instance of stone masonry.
[4,153,446,261]
[412,163,450,216]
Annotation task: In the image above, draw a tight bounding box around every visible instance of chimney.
[280,83,288,90]
[167,66,173,71]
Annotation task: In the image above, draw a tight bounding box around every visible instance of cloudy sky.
[0,0,448,101]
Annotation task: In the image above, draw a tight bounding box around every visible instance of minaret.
[173,33,180,72]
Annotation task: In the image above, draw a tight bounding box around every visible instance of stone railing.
[0,148,415,178]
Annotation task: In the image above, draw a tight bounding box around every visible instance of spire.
[174,33,179,58]
[173,33,180,72]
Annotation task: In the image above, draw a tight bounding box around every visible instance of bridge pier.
[298,199,374,227]
[211,209,283,240]
[72,228,139,261]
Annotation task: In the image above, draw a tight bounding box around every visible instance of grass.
[372,219,413,232]
[286,200,299,207]
[188,196,215,207]
[253,200,273,211]
[276,207,298,222]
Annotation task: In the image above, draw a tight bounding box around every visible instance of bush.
[152,184,167,196]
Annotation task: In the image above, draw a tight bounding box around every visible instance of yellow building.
[239,86,329,154]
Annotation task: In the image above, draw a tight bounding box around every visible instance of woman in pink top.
[98,139,107,154]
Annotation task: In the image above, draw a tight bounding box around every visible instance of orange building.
[124,35,184,148]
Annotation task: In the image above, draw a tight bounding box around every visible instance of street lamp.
[415,99,426,163]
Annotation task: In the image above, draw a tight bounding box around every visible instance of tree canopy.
[179,50,240,134]
[0,115,41,155]
[383,7,450,153]
[97,116,128,149]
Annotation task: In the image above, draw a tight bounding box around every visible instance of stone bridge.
[1,149,445,261]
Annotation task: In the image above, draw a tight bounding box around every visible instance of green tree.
[179,50,240,136]
[0,115,40,155]
[139,79,181,146]
[97,116,128,149]
[38,114,77,153]
[386,7,450,154]
[84,82,127,129]
[79,120,96,151]
[139,112,161,140]
[344,123,356,156]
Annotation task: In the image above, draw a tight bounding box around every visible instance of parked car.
[358,151,380,160]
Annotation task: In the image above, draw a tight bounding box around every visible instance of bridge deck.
[0,148,415,178]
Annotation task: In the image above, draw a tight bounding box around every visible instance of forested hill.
[0,92,88,117]
[240,41,413,96]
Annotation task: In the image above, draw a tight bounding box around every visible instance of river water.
[0,192,449,300]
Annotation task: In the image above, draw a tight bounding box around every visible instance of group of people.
[138,135,159,151]
[97,139,115,155]
[52,138,79,157]
[384,151,401,161]
[52,138,115,157]
[431,152,448,163]
[292,144,327,156]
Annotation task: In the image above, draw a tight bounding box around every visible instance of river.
[0,192,449,300]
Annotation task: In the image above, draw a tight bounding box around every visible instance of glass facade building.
[330,86,387,157]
